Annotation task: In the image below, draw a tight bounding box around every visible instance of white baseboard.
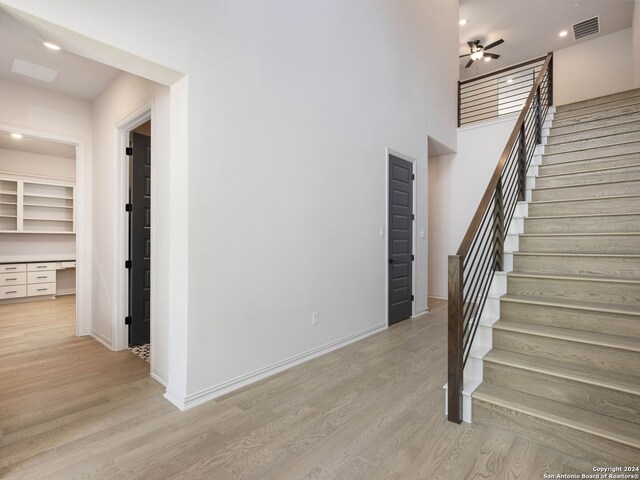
[89,329,114,350]
[151,370,167,387]
[56,288,76,296]
[168,322,387,411]
[428,294,447,300]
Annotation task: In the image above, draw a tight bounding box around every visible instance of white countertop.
[0,255,76,263]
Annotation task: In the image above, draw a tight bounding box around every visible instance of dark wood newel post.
[548,52,554,106]
[447,255,464,424]
[536,86,542,144]
[494,180,504,271]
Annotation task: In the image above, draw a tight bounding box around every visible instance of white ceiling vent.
[572,16,600,40]
[11,58,58,83]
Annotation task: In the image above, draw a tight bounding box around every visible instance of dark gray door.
[128,132,151,346]
[388,154,414,325]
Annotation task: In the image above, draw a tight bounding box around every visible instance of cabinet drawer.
[0,263,26,273]
[0,285,26,299]
[27,283,56,296]
[59,261,76,269]
[28,271,56,284]
[27,263,56,272]
[0,272,26,285]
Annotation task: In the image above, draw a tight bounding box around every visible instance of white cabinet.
[0,178,75,234]
[0,262,59,301]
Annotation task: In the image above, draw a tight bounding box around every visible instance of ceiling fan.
[459,39,504,68]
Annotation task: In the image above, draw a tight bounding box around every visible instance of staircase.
[472,89,640,465]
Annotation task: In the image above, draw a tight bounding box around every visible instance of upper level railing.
[447,52,553,424]
[458,56,548,127]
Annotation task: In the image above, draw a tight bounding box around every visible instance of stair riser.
[492,330,640,377]
[473,399,640,465]
[483,362,640,424]
[500,300,640,338]
[524,215,640,234]
[547,121,640,145]
[538,154,640,176]
[507,276,640,307]
[532,180,640,201]
[535,165,640,188]
[529,196,640,216]
[553,100,640,127]
[513,254,640,280]
[545,131,640,155]
[555,89,640,114]
[519,236,640,254]
[542,142,640,165]
[551,110,640,136]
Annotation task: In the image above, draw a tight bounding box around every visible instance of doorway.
[388,152,415,325]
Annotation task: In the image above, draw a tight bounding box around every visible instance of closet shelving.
[0,178,75,234]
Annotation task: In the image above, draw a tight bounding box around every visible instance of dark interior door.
[388,154,414,325]
[128,132,151,346]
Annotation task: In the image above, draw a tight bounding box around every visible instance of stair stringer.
[444,106,556,422]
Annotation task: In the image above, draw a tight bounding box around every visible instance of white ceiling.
[0,13,120,100]
[0,131,76,159]
[459,0,635,80]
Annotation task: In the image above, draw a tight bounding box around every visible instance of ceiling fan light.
[470,51,484,61]
[484,57,491,62]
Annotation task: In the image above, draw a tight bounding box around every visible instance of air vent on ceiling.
[11,58,58,83]
[572,16,599,40]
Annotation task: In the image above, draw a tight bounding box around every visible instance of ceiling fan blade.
[467,41,475,48]
[484,39,504,50]
[459,53,471,58]
[484,52,500,59]
[465,59,474,68]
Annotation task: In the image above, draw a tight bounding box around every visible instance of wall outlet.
[312,311,319,325]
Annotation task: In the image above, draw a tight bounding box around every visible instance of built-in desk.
[0,259,76,303]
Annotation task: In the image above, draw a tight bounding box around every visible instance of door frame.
[0,122,90,337]
[113,102,161,380]
[385,148,417,327]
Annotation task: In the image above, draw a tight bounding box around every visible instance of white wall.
[428,114,518,299]
[0,148,75,179]
[2,0,459,408]
[91,71,170,383]
[634,0,640,88]
[554,28,634,105]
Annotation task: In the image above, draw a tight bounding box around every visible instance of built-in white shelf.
[0,177,75,234]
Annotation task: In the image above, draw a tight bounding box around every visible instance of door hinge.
[125,316,132,325]
[411,173,415,180]
[411,254,415,261]
[125,260,132,269]
[411,294,415,301]
[125,203,133,212]
[411,214,415,221]
[126,147,133,156]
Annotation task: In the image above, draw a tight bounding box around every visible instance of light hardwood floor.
[0,295,595,479]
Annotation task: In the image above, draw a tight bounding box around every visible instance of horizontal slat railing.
[447,53,553,424]
[458,56,548,126]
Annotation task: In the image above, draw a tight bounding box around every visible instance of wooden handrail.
[459,55,547,86]
[456,53,553,256]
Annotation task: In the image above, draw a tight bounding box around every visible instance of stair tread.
[484,349,640,395]
[508,271,640,285]
[473,383,640,448]
[500,294,640,317]
[525,212,640,220]
[513,252,640,258]
[536,162,640,179]
[529,193,640,205]
[493,319,640,352]
[519,232,640,237]
[548,123,640,144]
[543,140,640,157]
[533,178,640,192]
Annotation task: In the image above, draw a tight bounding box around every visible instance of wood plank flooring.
[0,296,598,479]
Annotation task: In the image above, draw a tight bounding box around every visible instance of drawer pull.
[6,290,17,294]
[37,266,47,269]
[37,288,48,291]
[5,278,17,281]
[5,267,17,270]
[37,276,47,279]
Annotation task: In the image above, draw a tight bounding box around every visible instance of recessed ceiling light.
[11,133,23,139]
[559,30,568,38]
[459,19,467,26]
[43,41,61,50]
